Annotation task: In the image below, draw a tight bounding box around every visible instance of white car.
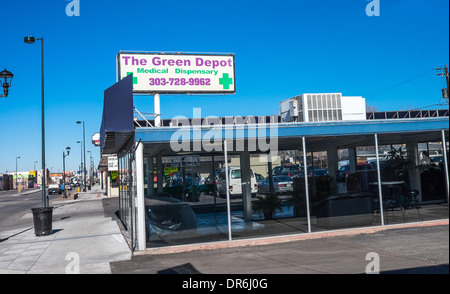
[216,167,258,198]
[48,184,61,195]
[258,176,293,195]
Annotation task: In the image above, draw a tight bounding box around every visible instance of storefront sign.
[108,156,118,171]
[117,52,235,94]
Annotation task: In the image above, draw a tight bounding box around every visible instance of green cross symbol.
[124,72,137,84]
[219,73,233,90]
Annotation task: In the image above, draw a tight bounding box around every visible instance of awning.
[100,75,134,156]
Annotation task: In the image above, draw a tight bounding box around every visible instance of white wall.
[342,96,366,121]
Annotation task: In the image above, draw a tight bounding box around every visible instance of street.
[0,189,60,233]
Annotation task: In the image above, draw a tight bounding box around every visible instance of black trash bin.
[31,207,53,236]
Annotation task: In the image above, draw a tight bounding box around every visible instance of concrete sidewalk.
[0,185,132,274]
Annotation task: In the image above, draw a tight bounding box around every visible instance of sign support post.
[154,93,161,127]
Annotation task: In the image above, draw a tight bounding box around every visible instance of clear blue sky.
[0,0,448,173]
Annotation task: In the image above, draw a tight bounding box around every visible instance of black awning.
[100,75,134,155]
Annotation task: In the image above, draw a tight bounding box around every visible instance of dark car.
[272,165,300,176]
[336,163,373,182]
[164,177,199,202]
[48,184,62,195]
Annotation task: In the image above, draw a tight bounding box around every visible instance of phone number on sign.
[149,78,211,86]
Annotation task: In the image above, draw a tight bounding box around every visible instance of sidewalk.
[0,185,132,274]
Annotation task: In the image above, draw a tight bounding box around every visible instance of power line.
[370,68,434,99]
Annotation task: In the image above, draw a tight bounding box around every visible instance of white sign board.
[117,52,235,94]
[108,156,118,171]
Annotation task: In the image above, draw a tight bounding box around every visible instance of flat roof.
[134,117,449,156]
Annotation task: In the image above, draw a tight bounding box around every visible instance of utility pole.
[437,65,449,104]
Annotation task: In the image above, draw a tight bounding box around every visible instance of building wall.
[341,96,367,121]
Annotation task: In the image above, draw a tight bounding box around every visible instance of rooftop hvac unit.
[280,97,299,122]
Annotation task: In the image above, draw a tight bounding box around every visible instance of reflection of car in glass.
[255,173,265,185]
[216,167,258,198]
[258,176,293,195]
[164,177,199,202]
[288,168,329,177]
[337,163,373,182]
[272,165,300,176]
[366,159,386,170]
[48,184,62,195]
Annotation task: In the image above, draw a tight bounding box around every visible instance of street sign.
[170,155,201,167]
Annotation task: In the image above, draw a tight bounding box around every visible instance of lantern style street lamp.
[63,147,71,198]
[0,68,14,98]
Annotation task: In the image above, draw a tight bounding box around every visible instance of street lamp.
[16,156,20,190]
[76,121,86,192]
[63,147,71,198]
[34,160,38,189]
[0,68,14,98]
[87,150,91,189]
[24,35,47,208]
[25,35,53,237]
[76,140,83,186]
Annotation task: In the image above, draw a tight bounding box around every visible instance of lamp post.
[77,140,83,188]
[34,160,38,189]
[16,156,20,190]
[76,121,86,192]
[24,36,47,208]
[0,68,14,98]
[25,35,53,237]
[87,150,92,189]
[63,147,71,198]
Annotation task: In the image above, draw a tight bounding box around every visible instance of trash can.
[31,207,53,236]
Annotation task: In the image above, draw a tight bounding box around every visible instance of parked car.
[288,168,329,178]
[272,165,300,176]
[48,184,62,195]
[258,175,293,195]
[255,173,265,186]
[164,177,199,202]
[366,158,386,170]
[287,170,303,178]
[336,163,373,182]
[216,167,258,198]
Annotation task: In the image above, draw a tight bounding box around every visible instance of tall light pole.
[34,160,38,189]
[77,141,83,186]
[16,156,20,190]
[24,36,47,208]
[87,150,92,188]
[63,147,71,198]
[76,121,86,192]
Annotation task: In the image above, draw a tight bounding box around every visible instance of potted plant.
[253,193,283,220]
[383,146,416,182]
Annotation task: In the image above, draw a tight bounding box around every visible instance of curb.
[134,219,449,256]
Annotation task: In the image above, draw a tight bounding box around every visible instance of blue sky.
[0,0,448,173]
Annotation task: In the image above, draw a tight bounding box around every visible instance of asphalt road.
[0,189,60,232]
